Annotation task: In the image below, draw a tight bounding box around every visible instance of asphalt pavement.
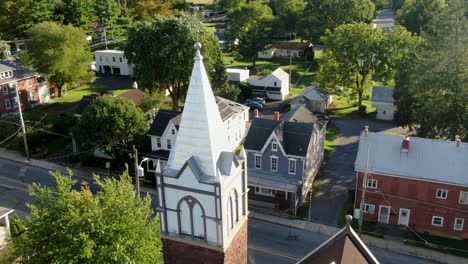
[308,118,410,225]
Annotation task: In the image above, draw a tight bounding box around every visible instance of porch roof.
[248,171,300,192]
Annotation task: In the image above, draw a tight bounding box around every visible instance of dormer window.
[271,141,278,151]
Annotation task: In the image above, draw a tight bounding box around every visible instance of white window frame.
[366,179,378,189]
[4,99,11,109]
[2,85,8,94]
[167,139,172,149]
[459,191,468,204]
[436,189,448,199]
[12,97,17,108]
[27,79,32,87]
[288,159,296,175]
[454,218,464,231]
[432,216,444,227]
[9,83,16,93]
[171,129,175,135]
[156,137,161,148]
[364,204,375,214]
[271,141,278,152]
[254,154,261,169]
[270,156,278,172]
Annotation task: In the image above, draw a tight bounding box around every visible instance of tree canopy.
[274,0,306,34]
[12,170,163,264]
[23,22,94,97]
[73,95,147,156]
[0,0,53,38]
[297,0,375,43]
[396,0,445,35]
[394,0,468,140]
[318,23,421,107]
[124,15,225,110]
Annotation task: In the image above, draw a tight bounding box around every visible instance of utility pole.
[104,27,108,50]
[15,84,29,160]
[358,143,371,237]
[133,145,140,198]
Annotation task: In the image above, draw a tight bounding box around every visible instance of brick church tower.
[154,42,248,264]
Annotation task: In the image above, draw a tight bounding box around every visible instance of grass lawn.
[406,233,468,258]
[328,94,376,119]
[0,242,14,264]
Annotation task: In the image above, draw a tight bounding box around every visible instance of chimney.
[254,109,259,118]
[401,136,410,153]
[273,111,280,120]
[364,126,369,136]
[455,135,461,147]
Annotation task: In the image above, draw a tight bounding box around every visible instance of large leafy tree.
[396,0,445,35]
[12,170,163,264]
[0,0,54,38]
[225,1,274,67]
[24,22,94,97]
[317,23,420,107]
[394,0,468,140]
[124,15,225,110]
[62,0,96,28]
[297,0,375,43]
[218,0,247,10]
[73,95,147,156]
[274,0,306,35]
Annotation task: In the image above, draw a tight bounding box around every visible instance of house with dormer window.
[243,107,327,214]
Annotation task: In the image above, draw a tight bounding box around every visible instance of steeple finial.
[194,41,202,60]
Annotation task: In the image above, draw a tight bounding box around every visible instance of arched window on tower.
[227,189,239,231]
[177,196,206,239]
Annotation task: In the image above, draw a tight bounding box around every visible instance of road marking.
[248,244,301,261]
[0,175,29,188]
[0,182,28,192]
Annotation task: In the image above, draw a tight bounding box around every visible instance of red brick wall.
[162,221,248,264]
[355,172,468,239]
[0,77,39,114]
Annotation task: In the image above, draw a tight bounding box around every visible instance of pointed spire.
[167,42,230,177]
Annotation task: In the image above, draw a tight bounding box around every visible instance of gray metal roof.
[216,96,248,121]
[148,110,181,136]
[371,86,394,103]
[248,171,299,191]
[0,61,38,85]
[355,132,468,186]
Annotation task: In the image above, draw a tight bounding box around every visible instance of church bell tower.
[155,42,248,264]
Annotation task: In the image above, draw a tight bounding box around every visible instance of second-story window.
[4,99,11,109]
[2,84,8,94]
[254,154,261,169]
[172,129,175,135]
[271,141,278,151]
[156,137,161,148]
[113,57,116,62]
[366,179,377,189]
[436,189,448,199]
[167,139,172,149]
[288,159,296,174]
[270,156,278,172]
[119,57,123,62]
[9,83,16,93]
[459,191,468,204]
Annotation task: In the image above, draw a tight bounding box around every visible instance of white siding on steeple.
[167,43,230,177]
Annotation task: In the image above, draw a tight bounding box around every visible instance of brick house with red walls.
[0,61,42,115]
[354,131,468,239]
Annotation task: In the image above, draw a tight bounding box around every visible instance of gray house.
[290,86,332,113]
[243,107,327,214]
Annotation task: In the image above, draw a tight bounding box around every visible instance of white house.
[371,86,395,120]
[94,50,133,76]
[226,68,249,82]
[290,86,332,113]
[147,97,249,165]
[258,42,312,59]
[258,45,276,59]
[247,67,289,100]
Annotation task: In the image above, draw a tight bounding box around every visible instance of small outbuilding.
[371,86,395,120]
[290,86,332,113]
[226,68,249,83]
[246,67,289,101]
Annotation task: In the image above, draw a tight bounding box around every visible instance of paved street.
[248,218,438,264]
[309,118,410,225]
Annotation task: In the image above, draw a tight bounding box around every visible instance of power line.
[0,128,22,145]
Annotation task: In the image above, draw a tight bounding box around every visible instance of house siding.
[246,149,304,180]
[355,172,468,239]
[0,77,40,114]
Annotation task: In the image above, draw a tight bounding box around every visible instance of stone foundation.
[162,221,248,264]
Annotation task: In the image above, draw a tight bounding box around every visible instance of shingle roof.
[355,132,468,186]
[274,42,311,51]
[148,110,181,136]
[281,105,320,123]
[244,118,315,157]
[371,86,394,103]
[118,89,145,106]
[0,61,38,85]
[216,96,248,121]
[301,86,330,102]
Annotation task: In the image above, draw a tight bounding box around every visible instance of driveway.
[94,74,133,91]
[248,100,283,120]
[308,118,410,225]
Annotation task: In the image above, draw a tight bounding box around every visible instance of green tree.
[125,15,225,110]
[318,23,420,107]
[62,0,96,28]
[274,0,306,34]
[96,0,121,26]
[23,22,93,97]
[0,0,54,38]
[13,170,163,264]
[225,1,274,67]
[218,0,247,10]
[140,92,168,113]
[394,0,468,140]
[396,0,445,35]
[214,84,242,101]
[297,0,375,43]
[74,95,147,157]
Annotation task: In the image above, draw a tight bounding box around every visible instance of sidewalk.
[249,211,466,264]
[0,149,157,195]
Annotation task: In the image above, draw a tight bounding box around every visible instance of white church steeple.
[166,42,230,177]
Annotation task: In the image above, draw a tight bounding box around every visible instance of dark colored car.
[244,101,264,110]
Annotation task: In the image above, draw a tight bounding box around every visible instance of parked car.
[245,98,265,106]
[244,101,264,110]
[251,97,266,105]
